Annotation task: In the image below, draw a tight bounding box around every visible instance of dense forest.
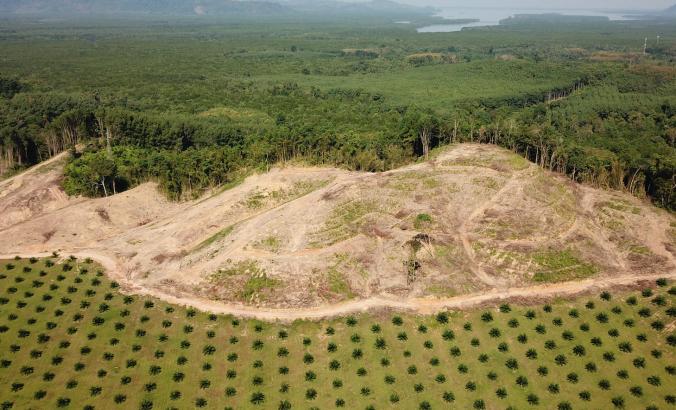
[0,15,674,208]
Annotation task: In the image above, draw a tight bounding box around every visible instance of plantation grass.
[0,257,674,410]
[262,60,582,111]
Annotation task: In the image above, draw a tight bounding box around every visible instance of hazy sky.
[372,0,673,10]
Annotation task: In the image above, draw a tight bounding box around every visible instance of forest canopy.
[0,17,674,209]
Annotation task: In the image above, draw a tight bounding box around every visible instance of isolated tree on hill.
[89,153,117,197]
[402,108,439,160]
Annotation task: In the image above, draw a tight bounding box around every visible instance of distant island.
[500,13,610,25]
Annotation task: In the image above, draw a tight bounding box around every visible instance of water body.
[417,7,634,32]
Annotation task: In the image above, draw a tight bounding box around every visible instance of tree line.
[1,72,674,210]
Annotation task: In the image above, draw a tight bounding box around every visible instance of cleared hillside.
[0,144,674,314]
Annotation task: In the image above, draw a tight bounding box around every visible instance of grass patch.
[255,235,282,253]
[209,260,281,302]
[244,179,331,210]
[310,199,379,247]
[445,153,530,173]
[210,259,265,279]
[240,272,281,301]
[532,249,598,282]
[327,268,356,300]
[601,200,642,215]
[414,213,433,230]
[422,178,441,189]
[426,284,458,297]
[192,225,234,252]
[629,245,651,255]
[507,154,530,171]
[472,176,500,190]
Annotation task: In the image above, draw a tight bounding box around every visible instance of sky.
[379,0,673,10]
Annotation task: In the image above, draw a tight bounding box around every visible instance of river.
[417,7,636,32]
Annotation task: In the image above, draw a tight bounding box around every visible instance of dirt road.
[2,251,672,321]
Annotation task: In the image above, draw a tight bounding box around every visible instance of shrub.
[303,353,314,364]
[375,338,386,349]
[567,372,578,383]
[250,392,265,405]
[611,396,624,408]
[442,391,455,402]
[630,386,642,397]
[647,375,661,386]
[527,394,539,405]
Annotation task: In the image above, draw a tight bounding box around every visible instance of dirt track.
[1,251,673,321]
[1,144,674,314]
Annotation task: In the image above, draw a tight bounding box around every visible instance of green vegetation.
[532,249,599,282]
[311,199,380,247]
[327,268,356,300]
[192,225,234,252]
[255,236,282,253]
[244,180,330,210]
[208,260,280,302]
[240,273,281,301]
[0,17,674,207]
[414,213,433,230]
[0,257,674,409]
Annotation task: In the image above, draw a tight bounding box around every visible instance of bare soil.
[1,144,673,318]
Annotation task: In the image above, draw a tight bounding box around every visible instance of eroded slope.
[0,144,673,309]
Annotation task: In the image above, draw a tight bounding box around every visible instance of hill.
[1,144,673,312]
[0,0,432,17]
[0,0,291,16]
[666,4,676,14]
[283,0,434,17]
